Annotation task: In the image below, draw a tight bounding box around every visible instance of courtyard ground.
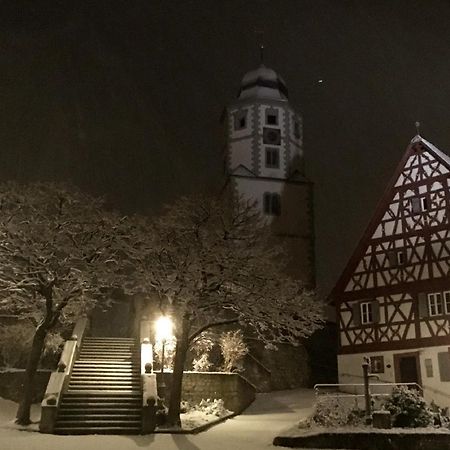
[0,388,316,450]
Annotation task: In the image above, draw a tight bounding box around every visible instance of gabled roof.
[230,164,256,177]
[329,135,450,303]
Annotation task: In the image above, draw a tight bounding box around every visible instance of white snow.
[0,389,316,450]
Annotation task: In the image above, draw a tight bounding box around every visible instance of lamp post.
[155,315,173,400]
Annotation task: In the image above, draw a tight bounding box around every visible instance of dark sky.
[1,0,450,294]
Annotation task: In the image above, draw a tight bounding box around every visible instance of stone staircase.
[54,337,142,435]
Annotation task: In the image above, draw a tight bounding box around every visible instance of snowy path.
[0,388,315,450]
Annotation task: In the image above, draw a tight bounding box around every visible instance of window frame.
[263,192,281,216]
[369,356,384,374]
[360,301,373,325]
[265,147,280,169]
[428,292,444,317]
[233,110,248,131]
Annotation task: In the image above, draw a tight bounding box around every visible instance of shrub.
[190,332,214,372]
[219,330,248,372]
[312,394,365,427]
[192,353,213,372]
[383,386,433,427]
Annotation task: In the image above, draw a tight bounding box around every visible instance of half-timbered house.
[331,135,450,407]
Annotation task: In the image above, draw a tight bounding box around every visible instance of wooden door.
[394,352,422,387]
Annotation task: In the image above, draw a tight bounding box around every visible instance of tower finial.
[415,121,421,136]
[260,44,264,65]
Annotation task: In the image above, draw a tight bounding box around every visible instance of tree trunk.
[16,323,48,425]
[166,316,191,427]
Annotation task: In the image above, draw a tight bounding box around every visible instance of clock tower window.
[265,148,280,168]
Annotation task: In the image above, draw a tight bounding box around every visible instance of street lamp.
[155,315,173,373]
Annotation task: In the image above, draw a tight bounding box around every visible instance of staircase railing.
[39,316,90,433]
[140,316,157,433]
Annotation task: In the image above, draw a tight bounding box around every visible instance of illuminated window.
[428,292,443,316]
[360,302,373,324]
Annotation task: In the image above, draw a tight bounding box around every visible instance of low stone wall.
[158,372,256,413]
[273,430,450,450]
[0,369,52,403]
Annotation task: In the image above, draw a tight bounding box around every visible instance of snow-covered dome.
[238,65,289,101]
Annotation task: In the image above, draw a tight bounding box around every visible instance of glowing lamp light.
[155,315,173,343]
[155,315,173,374]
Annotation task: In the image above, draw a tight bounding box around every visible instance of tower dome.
[238,64,289,101]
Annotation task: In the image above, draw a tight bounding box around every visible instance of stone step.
[54,426,141,435]
[58,414,141,420]
[72,365,140,373]
[65,389,140,395]
[59,407,141,413]
[70,374,140,379]
[83,339,135,342]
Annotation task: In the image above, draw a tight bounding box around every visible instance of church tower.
[223,63,314,285]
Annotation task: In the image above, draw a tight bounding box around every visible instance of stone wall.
[0,369,51,402]
[158,372,256,413]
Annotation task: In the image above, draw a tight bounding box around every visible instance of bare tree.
[0,182,125,424]
[123,195,324,427]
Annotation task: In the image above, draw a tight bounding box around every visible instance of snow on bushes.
[383,386,433,428]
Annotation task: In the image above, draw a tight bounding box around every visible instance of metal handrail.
[313,382,423,396]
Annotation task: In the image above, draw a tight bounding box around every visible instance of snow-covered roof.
[412,134,450,167]
[238,64,288,101]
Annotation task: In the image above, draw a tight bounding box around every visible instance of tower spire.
[415,121,421,136]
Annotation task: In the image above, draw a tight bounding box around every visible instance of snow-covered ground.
[0,388,316,450]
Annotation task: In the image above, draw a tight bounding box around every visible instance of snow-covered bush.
[383,386,433,427]
[219,330,248,372]
[193,399,231,417]
[312,395,365,427]
[190,332,214,372]
[192,353,213,372]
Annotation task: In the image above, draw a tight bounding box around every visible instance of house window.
[445,291,450,314]
[360,301,373,324]
[388,250,405,267]
[263,192,281,216]
[370,356,384,374]
[428,292,443,316]
[421,197,429,211]
[411,196,428,214]
[425,358,433,378]
[265,148,280,168]
[233,110,247,130]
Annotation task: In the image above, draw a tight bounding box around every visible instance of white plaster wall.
[235,177,284,220]
[339,346,450,407]
[230,139,253,172]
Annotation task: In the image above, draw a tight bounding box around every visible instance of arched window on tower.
[263,192,281,216]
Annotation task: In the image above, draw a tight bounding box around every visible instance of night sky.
[1,1,450,294]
